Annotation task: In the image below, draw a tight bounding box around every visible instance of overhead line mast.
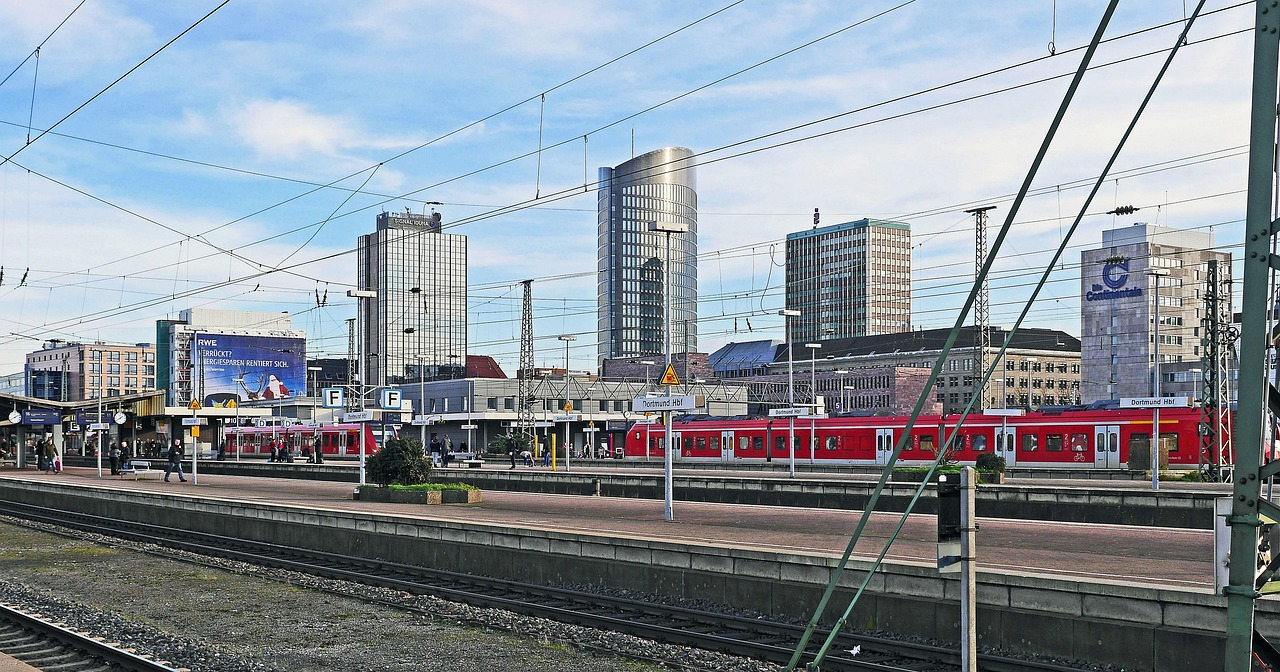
[518,280,535,438]
[965,206,996,411]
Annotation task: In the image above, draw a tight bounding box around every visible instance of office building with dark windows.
[785,218,911,343]
[596,147,698,365]
[358,209,467,387]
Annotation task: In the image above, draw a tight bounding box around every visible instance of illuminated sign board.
[193,333,306,407]
[1085,256,1144,302]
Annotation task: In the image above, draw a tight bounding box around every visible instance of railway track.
[0,601,180,672]
[5,500,1090,672]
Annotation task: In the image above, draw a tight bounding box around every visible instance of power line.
[0,1,231,168]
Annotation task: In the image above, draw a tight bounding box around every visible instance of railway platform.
[58,455,1231,529]
[0,467,1263,672]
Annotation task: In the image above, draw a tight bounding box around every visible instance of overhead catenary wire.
[0,6,1249,355]
[5,7,1245,306]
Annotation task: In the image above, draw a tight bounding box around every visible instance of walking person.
[506,434,518,469]
[43,439,57,474]
[313,434,324,464]
[164,439,187,482]
[109,442,121,475]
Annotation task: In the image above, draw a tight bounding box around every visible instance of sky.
[0,0,1257,375]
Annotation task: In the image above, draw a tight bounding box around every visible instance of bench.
[119,460,158,480]
[464,460,485,469]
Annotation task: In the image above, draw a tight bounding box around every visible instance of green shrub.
[487,433,533,455]
[975,453,1006,473]
[384,482,477,492]
[365,437,432,487]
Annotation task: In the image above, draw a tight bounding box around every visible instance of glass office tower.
[358,210,467,387]
[597,147,698,365]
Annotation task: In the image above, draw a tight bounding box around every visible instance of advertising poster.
[193,333,306,407]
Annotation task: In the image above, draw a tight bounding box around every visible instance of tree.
[365,437,432,487]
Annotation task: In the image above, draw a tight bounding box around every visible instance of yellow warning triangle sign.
[659,364,680,386]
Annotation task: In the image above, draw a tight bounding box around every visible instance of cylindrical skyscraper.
[597,147,698,366]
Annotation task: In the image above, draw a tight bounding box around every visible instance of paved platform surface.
[0,466,1214,590]
[0,654,38,672]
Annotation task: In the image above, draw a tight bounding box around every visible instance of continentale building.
[1080,222,1230,402]
[596,147,698,365]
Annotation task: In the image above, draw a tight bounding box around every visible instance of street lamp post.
[558,335,576,472]
[779,309,801,477]
[650,220,689,521]
[805,343,822,463]
[1150,266,1170,491]
[232,377,244,462]
[93,348,103,478]
[348,289,377,485]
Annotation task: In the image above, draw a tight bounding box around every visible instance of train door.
[721,431,735,462]
[997,426,1017,467]
[875,428,894,465]
[671,431,682,460]
[1094,424,1120,468]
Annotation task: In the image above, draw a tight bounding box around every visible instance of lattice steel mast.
[1199,259,1236,482]
[965,206,996,410]
[517,280,535,436]
[346,318,357,411]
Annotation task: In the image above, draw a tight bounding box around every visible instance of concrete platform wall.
[0,479,1260,671]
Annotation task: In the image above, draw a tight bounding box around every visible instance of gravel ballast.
[0,517,781,672]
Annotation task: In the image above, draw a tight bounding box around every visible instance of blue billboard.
[193,333,306,407]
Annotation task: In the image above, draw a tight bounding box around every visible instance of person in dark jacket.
[164,439,187,482]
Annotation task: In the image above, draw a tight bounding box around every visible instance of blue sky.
[0,1,1254,375]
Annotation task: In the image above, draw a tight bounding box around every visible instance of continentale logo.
[1102,256,1129,289]
[1086,255,1142,302]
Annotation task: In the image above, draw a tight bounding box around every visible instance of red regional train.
[224,423,393,459]
[620,407,1218,469]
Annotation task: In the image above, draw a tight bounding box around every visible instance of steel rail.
[4,500,1092,672]
[0,601,180,671]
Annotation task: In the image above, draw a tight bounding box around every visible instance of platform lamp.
[347,288,377,486]
[558,335,576,472]
[834,369,849,412]
[778,309,801,477]
[649,219,690,521]
[1150,265,1171,491]
[805,342,822,463]
[232,377,244,462]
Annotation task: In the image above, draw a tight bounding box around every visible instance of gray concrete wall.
[0,479,1261,671]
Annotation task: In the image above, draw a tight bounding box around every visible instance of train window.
[919,434,935,454]
[1160,432,1179,452]
[1045,434,1064,452]
[709,436,719,451]
[753,436,764,451]
[651,436,662,453]
[1069,433,1089,452]
[695,436,706,451]
[684,436,693,452]
[972,434,987,451]
[739,437,750,452]
[1021,434,1038,451]
[826,436,839,451]
[775,436,786,452]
